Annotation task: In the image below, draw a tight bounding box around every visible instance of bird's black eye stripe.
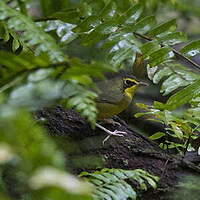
[124,80,136,87]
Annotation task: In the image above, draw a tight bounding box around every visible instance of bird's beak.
[138,81,149,86]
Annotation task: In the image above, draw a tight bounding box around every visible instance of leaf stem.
[34,17,58,22]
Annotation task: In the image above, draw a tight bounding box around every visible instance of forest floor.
[36,106,200,200]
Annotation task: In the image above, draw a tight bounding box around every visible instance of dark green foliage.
[0,0,200,199]
[80,168,159,200]
[0,1,66,62]
[0,22,22,53]
[0,108,92,200]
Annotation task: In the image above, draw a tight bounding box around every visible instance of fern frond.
[0,21,23,52]
[63,83,98,125]
[54,2,187,70]
[150,64,198,95]
[37,20,77,44]
[0,1,66,62]
[80,168,159,200]
[0,51,50,88]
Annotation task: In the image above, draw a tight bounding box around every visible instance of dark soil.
[36,106,200,200]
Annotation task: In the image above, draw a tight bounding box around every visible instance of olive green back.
[96,77,124,104]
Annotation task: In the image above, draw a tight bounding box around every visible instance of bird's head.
[122,76,148,98]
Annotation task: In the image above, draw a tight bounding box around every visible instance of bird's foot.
[102,130,127,145]
[95,123,127,145]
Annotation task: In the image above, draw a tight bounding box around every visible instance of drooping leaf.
[118,4,143,24]
[161,74,189,96]
[165,79,200,110]
[99,1,117,20]
[180,40,200,57]
[73,16,101,33]
[156,32,187,45]
[0,1,66,62]
[51,9,80,24]
[140,41,160,58]
[147,18,177,37]
[152,67,173,84]
[125,16,156,34]
[149,132,166,140]
[80,168,158,200]
[149,47,174,67]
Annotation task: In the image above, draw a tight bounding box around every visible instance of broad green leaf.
[81,168,158,200]
[51,10,80,23]
[180,40,200,57]
[41,20,77,44]
[149,47,174,67]
[186,107,200,122]
[170,122,183,139]
[0,22,22,52]
[152,67,172,84]
[129,16,156,34]
[79,2,93,17]
[64,58,114,78]
[148,18,177,37]
[165,79,200,110]
[109,47,135,67]
[149,132,165,140]
[81,20,119,45]
[95,20,119,34]
[73,16,101,33]
[161,74,189,96]
[81,31,107,46]
[99,1,117,20]
[0,22,9,41]
[0,2,66,62]
[0,51,49,71]
[101,32,127,49]
[113,0,133,12]
[153,101,165,110]
[157,32,187,45]
[85,0,105,15]
[140,41,160,58]
[39,0,68,16]
[118,4,143,24]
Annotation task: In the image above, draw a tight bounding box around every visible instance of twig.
[34,17,58,22]
[161,158,169,178]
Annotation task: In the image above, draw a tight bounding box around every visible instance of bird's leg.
[95,123,127,144]
[101,118,121,126]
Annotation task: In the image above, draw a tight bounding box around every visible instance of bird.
[95,76,148,143]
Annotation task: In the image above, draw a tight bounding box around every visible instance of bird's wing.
[95,97,119,105]
[96,77,123,104]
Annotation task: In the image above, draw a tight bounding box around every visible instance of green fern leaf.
[118,4,142,24]
[156,32,187,45]
[180,40,200,57]
[147,18,177,37]
[80,168,159,200]
[165,78,200,110]
[0,2,66,62]
[149,47,174,67]
[141,41,160,58]
[124,15,156,34]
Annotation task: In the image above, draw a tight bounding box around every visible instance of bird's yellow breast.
[96,92,133,120]
[124,85,138,99]
[96,77,140,120]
